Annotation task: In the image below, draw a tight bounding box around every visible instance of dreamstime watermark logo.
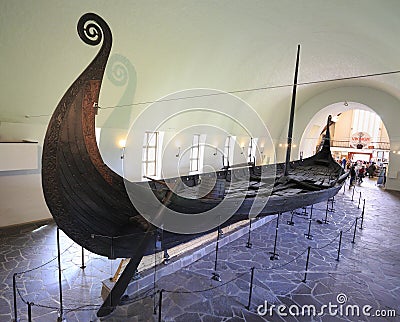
[257,293,397,318]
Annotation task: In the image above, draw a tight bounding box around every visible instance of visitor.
[350,165,356,186]
[357,166,366,184]
[377,166,387,187]
[368,163,376,178]
[341,157,347,169]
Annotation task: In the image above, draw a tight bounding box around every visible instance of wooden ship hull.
[41,13,347,317]
[137,155,347,218]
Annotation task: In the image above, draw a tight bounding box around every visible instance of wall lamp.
[176,147,181,158]
[118,139,126,159]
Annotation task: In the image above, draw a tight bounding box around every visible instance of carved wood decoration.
[41,13,153,260]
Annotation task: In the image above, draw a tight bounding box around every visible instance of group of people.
[339,158,378,186]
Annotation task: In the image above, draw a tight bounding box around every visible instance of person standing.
[350,165,356,186]
[377,166,386,187]
[358,166,366,183]
[368,162,376,178]
[341,157,347,169]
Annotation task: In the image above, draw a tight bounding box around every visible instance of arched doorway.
[283,85,400,191]
[299,102,390,170]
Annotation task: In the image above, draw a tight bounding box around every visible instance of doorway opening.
[299,102,390,172]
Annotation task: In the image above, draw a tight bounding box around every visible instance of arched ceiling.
[1,1,400,143]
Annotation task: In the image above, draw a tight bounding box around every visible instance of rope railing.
[14,242,75,275]
[163,271,249,294]
[13,192,366,321]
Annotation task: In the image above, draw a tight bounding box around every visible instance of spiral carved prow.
[77,12,112,47]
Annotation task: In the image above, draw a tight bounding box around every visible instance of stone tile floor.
[0,177,399,321]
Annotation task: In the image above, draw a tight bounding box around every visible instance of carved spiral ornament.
[77,13,110,46]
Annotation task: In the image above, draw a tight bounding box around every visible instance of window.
[142,132,158,177]
[351,110,381,141]
[223,136,235,167]
[223,136,231,167]
[247,138,258,163]
[190,134,200,172]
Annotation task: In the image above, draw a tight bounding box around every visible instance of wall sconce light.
[213,147,218,156]
[176,147,181,158]
[118,139,126,148]
[344,101,348,106]
[240,144,245,154]
[118,139,126,159]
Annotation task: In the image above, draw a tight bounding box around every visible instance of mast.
[284,44,301,176]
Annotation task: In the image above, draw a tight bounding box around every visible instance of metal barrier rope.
[163,271,249,294]
[14,242,75,275]
[13,192,365,319]
[257,247,309,271]
[313,217,358,250]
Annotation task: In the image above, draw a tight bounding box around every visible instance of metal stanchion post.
[352,218,359,244]
[323,200,330,224]
[13,273,18,322]
[336,231,343,261]
[246,267,254,310]
[246,267,255,310]
[360,199,365,229]
[246,218,252,248]
[358,192,362,209]
[153,234,158,315]
[80,247,86,269]
[27,302,32,322]
[302,247,311,283]
[329,197,335,212]
[56,228,63,320]
[305,219,313,240]
[351,187,355,201]
[270,213,280,260]
[287,210,295,226]
[158,289,163,322]
[212,228,221,281]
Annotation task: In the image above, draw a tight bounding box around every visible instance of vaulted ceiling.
[1,1,400,142]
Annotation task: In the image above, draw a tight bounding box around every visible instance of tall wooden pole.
[284,44,301,176]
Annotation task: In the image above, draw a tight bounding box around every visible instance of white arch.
[289,86,400,191]
[298,101,376,157]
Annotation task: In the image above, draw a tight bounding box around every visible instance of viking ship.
[41,13,348,317]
